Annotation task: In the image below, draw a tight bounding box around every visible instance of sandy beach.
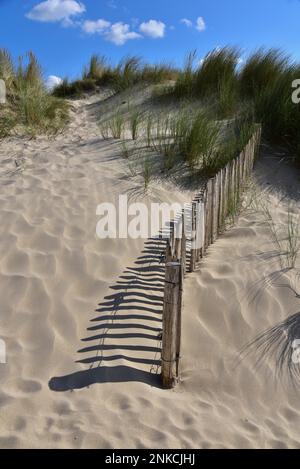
[0,89,299,448]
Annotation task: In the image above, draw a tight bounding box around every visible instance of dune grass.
[147,109,255,176]
[121,140,133,159]
[146,113,153,147]
[108,110,124,139]
[53,55,179,98]
[240,310,300,385]
[107,104,256,179]
[195,47,240,97]
[82,55,108,81]
[0,49,15,94]
[129,108,142,140]
[112,56,142,92]
[174,51,197,99]
[143,156,152,190]
[163,47,300,164]
[4,45,297,170]
[53,55,111,97]
[51,47,300,164]
[149,113,179,169]
[217,76,239,118]
[239,49,290,98]
[180,111,220,170]
[0,49,68,137]
[247,182,300,270]
[98,120,110,140]
[268,206,300,270]
[173,47,240,109]
[103,101,257,199]
[53,77,97,98]
[0,113,16,139]
[238,48,300,158]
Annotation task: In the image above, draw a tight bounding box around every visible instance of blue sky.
[1,0,300,85]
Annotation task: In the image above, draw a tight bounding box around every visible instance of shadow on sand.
[49,237,168,391]
[49,365,162,390]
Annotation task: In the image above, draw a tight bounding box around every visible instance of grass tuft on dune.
[0,49,69,137]
[53,55,179,98]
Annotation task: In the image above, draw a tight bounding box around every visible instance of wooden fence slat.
[205,183,210,249]
[229,160,233,211]
[213,174,219,241]
[189,202,197,272]
[224,164,229,222]
[208,179,213,244]
[198,202,205,255]
[176,260,183,378]
[232,159,237,212]
[195,197,201,262]
[219,168,223,229]
[161,261,181,389]
[165,238,173,264]
[205,179,213,248]
[202,188,208,255]
[174,236,181,261]
[234,158,239,209]
[181,211,186,277]
[195,199,200,257]
[170,221,175,253]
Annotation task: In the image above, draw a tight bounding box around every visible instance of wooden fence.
[161,124,262,388]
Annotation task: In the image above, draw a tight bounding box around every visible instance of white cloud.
[82,19,111,34]
[80,17,141,45]
[180,18,193,28]
[27,3,166,46]
[139,20,165,38]
[180,16,206,32]
[46,75,63,90]
[105,22,141,45]
[196,16,206,31]
[26,0,85,23]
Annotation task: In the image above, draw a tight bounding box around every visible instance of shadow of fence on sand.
[49,237,168,391]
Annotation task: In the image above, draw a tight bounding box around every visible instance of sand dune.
[0,90,299,448]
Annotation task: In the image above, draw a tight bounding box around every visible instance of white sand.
[0,90,300,448]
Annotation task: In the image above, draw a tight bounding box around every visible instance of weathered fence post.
[174,220,181,261]
[175,212,186,378]
[161,261,181,389]
[176,264,184,377]
[224,164,229,221]
[170,221,175,253]
[218,168,223,231]
[165,238,173,263]
[189,202,197,272]
[181,210,186,277]
[195,199,201,262]
[194,200,205,261]
[202,188,208,256]
[204,181,212,250]
[212,175,219,242]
